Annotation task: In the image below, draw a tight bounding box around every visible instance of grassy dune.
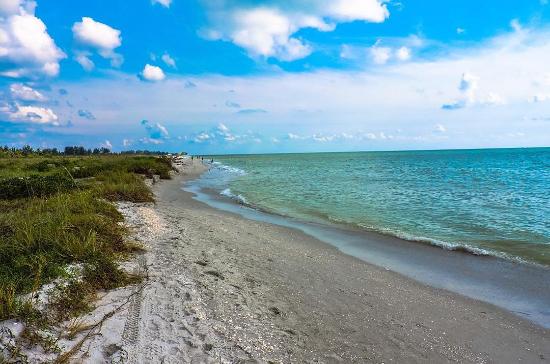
[0,152,173,321]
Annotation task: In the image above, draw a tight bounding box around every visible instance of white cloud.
[2,103,59,124]
[442,73,504,110]
[73,17,121,51]
[141,119,169,139]
[161,52,176,68]
[370,42,412,64]
[74,51,94,71]
[0,0,65,78]
[396,46,411,61]
[217,122,229,132]
[140,64,165,81]
[51,25,550,150]
[370,45,391,64]
[72,17,122,68]
[510,19,522,32]
[0,0,23,15]
[193,132,211,143]
[152,0,171,8]
[190,123,260,144]
[434,124,446,133]
[139,137,164,145]
[328,0,389,22]
[459,72,479,102]
[122,138,132,147]
[10,83,46,101]
[203,0,389,61]
[100,140,113,149]
[339,44,354,59]
[456,27,466,34]
[228,8,312,61]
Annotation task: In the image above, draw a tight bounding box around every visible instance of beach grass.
[0,152,173,322]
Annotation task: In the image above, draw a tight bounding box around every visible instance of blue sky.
[1,0,549,153]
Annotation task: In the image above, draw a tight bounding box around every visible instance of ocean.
[194,148,550,266]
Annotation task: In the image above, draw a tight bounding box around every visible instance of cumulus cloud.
[191,123,259,144]
[10,83,46,101]
[141,119,169,140]
[0,0,65,78]
[287,133,305,140]
[152,0,171,7]
[370,41,412,64]
[161,53,176,68]
[0,0,23,15]
[78,109,96,120]
[74,51,95,71]
[396,46,411,61]
[442,73,504,110]
[138,137,163,145]
[1,103,59,124]
[193,132,211,143]
[370,45,391,64]
[202,0,389,61]
[72,17,123,69]
[100,140,112,149]
[140,64,165,81]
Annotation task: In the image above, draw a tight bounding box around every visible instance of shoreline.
[187,167,550,329]
[149,159,548,362]
[214,185,546,267]
[56,157,549,362]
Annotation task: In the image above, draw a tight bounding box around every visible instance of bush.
[95,171,154,202]
[0,174,76,200]
[0,153,172,321]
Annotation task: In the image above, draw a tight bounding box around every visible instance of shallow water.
[197,148,550,266]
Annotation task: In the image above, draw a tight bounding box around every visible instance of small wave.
[215,163,247,176]
[220,188,248,205]
[350,221,535,263]
[292,212,525,262]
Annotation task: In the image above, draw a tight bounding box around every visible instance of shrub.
[0,174,76,200]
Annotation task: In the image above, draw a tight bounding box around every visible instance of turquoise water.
[199,148,550,265]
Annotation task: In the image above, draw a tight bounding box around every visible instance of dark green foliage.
[0,150,174,321]
[0,173,76,200]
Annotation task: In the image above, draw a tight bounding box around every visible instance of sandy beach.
[67,158,549,363]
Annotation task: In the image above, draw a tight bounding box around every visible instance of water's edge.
[184,179,550,329]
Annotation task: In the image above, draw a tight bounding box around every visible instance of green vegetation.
[0,148,174,324]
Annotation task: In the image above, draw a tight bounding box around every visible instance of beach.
[67,158,549,363]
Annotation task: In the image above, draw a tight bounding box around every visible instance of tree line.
[0,145,172,157]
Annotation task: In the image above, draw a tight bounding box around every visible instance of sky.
[0,0,549,154]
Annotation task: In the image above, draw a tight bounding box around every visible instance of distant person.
[211,158,214,163]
